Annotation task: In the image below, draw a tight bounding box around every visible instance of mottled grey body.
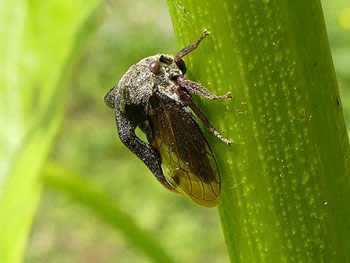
[105,54,182,115]
[104,30,232,206]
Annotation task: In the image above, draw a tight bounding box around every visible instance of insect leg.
[176,87,233,146]
[177,75,231,100]
[115,109,178,192]
[174,30,210,62]
[139,121,153,143]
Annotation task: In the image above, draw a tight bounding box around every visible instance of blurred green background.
[0,0,348,262]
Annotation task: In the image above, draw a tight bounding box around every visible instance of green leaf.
[167,0,350,261]
[43,162,176,263]
[0,1,101,262]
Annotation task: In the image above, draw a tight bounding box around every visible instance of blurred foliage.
[322,0,350,129]
[0,0,346,262]
[0,0,100,262]
[24,1,227,263]
[42,162,175,263]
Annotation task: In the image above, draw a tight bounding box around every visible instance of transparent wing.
[149,95,221,207]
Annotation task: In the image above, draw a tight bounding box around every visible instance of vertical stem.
[167,0,350,262]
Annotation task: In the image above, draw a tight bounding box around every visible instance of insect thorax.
[116,54,183,114]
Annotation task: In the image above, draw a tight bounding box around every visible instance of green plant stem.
[167,0,350,262]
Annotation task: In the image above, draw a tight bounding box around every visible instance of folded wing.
[148,94,221,207]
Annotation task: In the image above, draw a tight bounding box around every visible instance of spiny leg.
[175,30,231,100]
[174,29,210,63]
[115,109,178,192]
[177,75,232,100]
[176,87,233,146]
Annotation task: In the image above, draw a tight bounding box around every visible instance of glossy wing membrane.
[149,95,221,207]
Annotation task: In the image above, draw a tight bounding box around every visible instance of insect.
[104,30,232,207]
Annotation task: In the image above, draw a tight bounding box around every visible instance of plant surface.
[168,0,350,261]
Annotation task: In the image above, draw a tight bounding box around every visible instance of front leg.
[175,87,233,146]
[115,109,177,192]
[177,75,231,100]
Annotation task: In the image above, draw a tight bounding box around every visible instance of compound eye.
[149,60,160,74]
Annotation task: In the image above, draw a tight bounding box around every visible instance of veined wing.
[148,95,221,207]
